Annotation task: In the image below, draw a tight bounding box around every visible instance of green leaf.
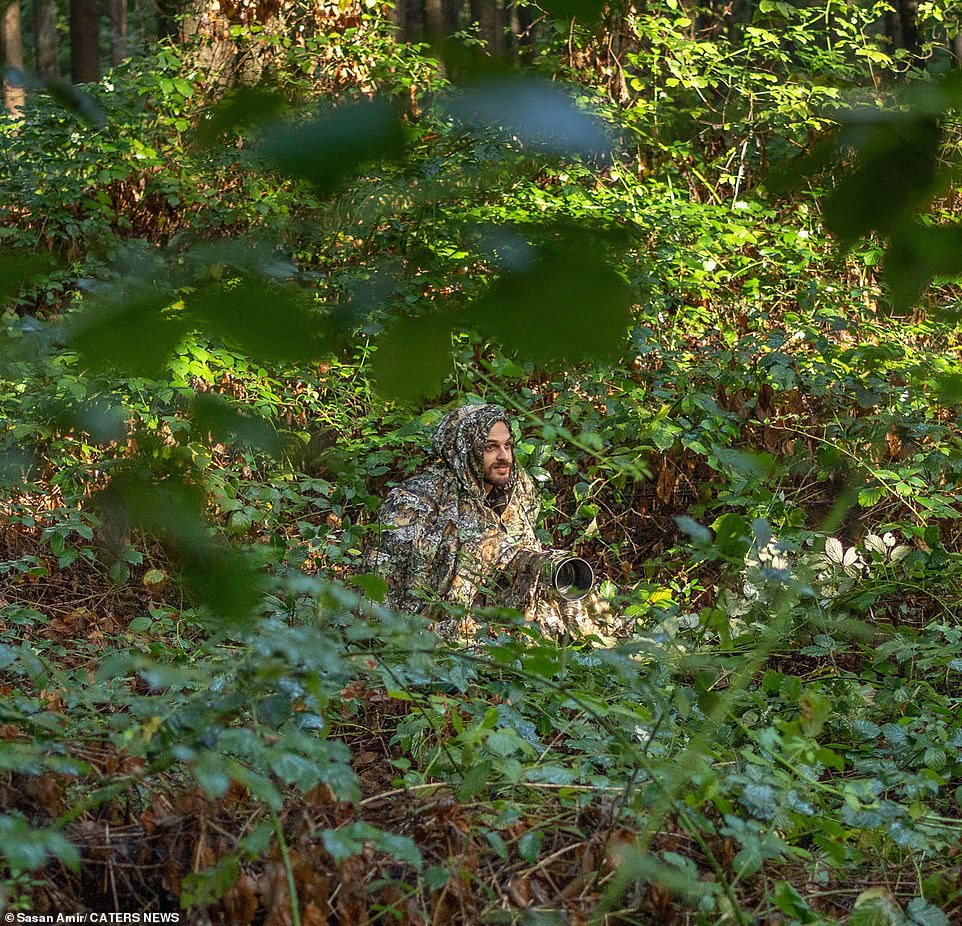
[189,279,327,365]
[825,113,941,246]
[370,830,423,870]
[712,447,773,478]
[259,97,406,193]
[486,729,523,757]
[906,897,950,926]
[799,690,832,738]
[469,233,632,366]
[322,823,374,864]
[95,469,260,623]
[459,760,492,800]
[773,881,817,922]
[69,291,188,378]
[190,393,282,454]
[518,831,542,864]
[536,0,606,23]
[370,312,453,401]
[270,753,323,792]
[711,513,750,559]
[0,252,57,304]
[181,855,240,907]
[193,754,231,798]
[851,888,909,926]
[858,486,886,507]
[931,372,962,405]
[193,86,288,147]
[351,573,389,603]
[0,815,80,872]
[883,223,962,310]
[525,765,576,785]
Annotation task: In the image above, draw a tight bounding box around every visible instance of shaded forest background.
[4,0,962,923]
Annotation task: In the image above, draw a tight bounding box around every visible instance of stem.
[273,811,302,926]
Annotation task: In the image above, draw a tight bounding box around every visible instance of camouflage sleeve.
[363,486,444,613]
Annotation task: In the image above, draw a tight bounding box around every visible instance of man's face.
[482,421,513,491]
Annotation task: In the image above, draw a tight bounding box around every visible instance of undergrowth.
[2,1,962,923]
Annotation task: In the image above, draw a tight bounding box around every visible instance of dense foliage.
[3,1,962,922]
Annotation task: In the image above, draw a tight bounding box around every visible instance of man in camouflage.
[364,402,601,637]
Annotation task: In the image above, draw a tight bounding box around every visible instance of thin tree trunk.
[157,0,180,40]
[34,0,60,80]
[471,0,504,54]
[1,0,25,116]
[425,0,456,39]
[110,0,127,64]
[887,0,919,56]
[70,0,101,82]
[392,0,424,43]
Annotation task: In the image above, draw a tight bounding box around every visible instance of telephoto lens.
[548,556,594,601]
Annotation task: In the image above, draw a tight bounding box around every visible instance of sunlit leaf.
[711,513,750,559]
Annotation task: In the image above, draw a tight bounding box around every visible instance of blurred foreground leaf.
[444,77,611,159]
[190,393,282,454]
[188,279,328,365]
[193,85,288,147]
[5,68,106,127]
[69,290,188,378]
[258,98,405,193]
[470,234,632,364]
[370,312,454,401]
[824,112,941,246]
[883,222,962,310]
[95,468,260,624]
[0,252,58,305]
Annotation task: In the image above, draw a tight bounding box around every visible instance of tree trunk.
[1,0,25,116]
[34,0,60,80]
[70,0,101,82]
[110,0,127,64]
[471,0,505,55]
[157,0,180,40]
[887,0,919,57]
[391,0,424,43]
[424,0,457,39]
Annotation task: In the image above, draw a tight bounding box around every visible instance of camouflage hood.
[432,403,516,502]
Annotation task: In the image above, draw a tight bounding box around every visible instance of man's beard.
[484,464,512,488]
